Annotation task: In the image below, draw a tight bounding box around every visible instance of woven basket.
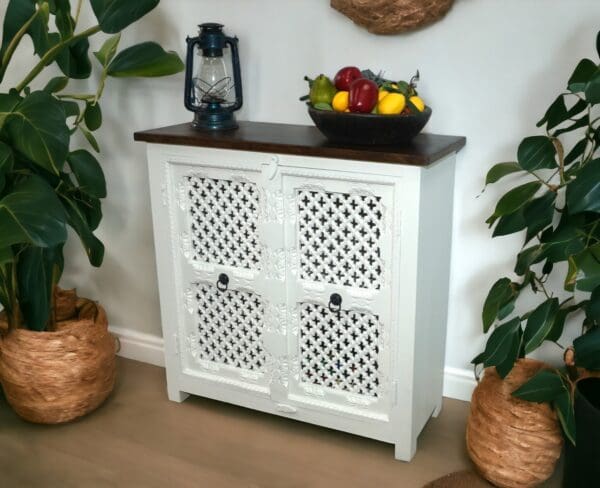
[331,0,455,35]
[0,294,116,424]
[466,359,563,488]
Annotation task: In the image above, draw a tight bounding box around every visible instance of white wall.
[3,0,599,397]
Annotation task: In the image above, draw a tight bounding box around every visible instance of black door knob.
[328,293,342,317]
[216,273,229,292]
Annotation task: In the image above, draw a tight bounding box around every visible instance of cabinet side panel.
[147,146,188,401]
[413,155,457,436]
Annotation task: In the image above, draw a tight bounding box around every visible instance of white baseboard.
[443,366,476,402]
[109,326,476,402]
[109,326,165,368]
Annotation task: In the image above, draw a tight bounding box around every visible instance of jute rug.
[423,470,493,488]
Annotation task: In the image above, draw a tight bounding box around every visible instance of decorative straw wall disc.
[0,298,116,424]
[331,0,455,35]
[466,359,563,488]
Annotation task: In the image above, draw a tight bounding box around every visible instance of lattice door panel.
[186,176,262,270]
[194,283,266,372]
[299,303,381,398]
[297,189,384,289]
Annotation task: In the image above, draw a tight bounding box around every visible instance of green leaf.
[546,307,569,343]
[61,100,80,118]
[573,243,600,292]
[492,209,527,237]
[44,76,69,93]
[67,150,106,198]
[566,158,600,214]
[574,327,600,370]
[540,221,586,264]
[0,142,14,193]
[512,369,565,402]
[482,278,517,332]
[0,176,67,249]
[17,245,63,331]
[90,0,159,34]
[94,33,121,67]
[514,245,545,276]
[517,136,557,171]
[490,182,541,221]
[484,162,522,185]
[568,58,598,93]
[5,91,69,174]
[555,390,576,446]
[313,103,333,111]
[585,70,600,104]
[482,317,522,374]
[523,191,556,242]
[84,102,102,131]
[81,126,100,153]
[523,298,559,354]
[565,256,578,292]
[0,1,50,64]
[107,42,184,78]
[496,327,522,379]
[585,286,600,325]
[1,1,35,60]
[553,114,590,137]
[564,139,588,166]
[60,194,105,267]
[56,36,92,79]
[0,246,13,267]
[537,95,566,128]
[0,91,22,130]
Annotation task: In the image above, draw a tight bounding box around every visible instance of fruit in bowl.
[301,68,431,145]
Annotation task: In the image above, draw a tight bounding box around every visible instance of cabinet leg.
[432,400,443,418]
[167,386,189,403]
[395,437,417,462]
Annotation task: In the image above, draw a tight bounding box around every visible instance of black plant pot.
[563,377,600,487]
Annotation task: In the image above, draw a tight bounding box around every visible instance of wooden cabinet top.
[134,121,466,167]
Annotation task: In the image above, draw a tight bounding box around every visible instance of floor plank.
[0,358,562,487]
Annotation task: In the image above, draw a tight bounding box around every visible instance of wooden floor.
[0,358,562,487]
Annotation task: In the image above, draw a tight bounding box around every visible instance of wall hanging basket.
[0,290,116,424]
[330,0,455,35]
[466,359,563,488]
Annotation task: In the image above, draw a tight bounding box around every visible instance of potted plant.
[469,31,600,487]
[0,0,183,423]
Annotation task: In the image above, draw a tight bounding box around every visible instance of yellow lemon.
[378,93,406,115]
[409,96,425,112]
[332,91,349,112]
[378,89,389,102]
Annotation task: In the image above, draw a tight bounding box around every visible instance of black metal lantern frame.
[184,23,243,130]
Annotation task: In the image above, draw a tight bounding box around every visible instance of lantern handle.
[225,36,243,112]
[184,36,202,112]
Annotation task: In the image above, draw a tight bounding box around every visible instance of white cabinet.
[137,122,465,461]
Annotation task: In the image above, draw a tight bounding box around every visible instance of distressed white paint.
[144,142,458,461]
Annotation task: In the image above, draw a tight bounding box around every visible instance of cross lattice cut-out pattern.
[297,189,384,290]
[186,176,262,270]
[299,303,381,397]
[195,283,266,372]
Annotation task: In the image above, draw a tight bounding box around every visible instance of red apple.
[334,66,363,91]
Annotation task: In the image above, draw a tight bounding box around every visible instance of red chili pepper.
[333,66,363,91]
[348,78,378,113]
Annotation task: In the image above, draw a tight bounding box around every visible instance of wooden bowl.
[308,105,432,145]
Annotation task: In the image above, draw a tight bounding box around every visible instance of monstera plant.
[473,31,600,444]
[0,0,184,332]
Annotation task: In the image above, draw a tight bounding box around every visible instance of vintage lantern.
[184,23,243,130]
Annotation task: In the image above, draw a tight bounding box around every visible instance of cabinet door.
[283,170,396,419]
[171,159,283,395]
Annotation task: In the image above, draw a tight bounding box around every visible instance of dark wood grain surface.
[134,121,466,166]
